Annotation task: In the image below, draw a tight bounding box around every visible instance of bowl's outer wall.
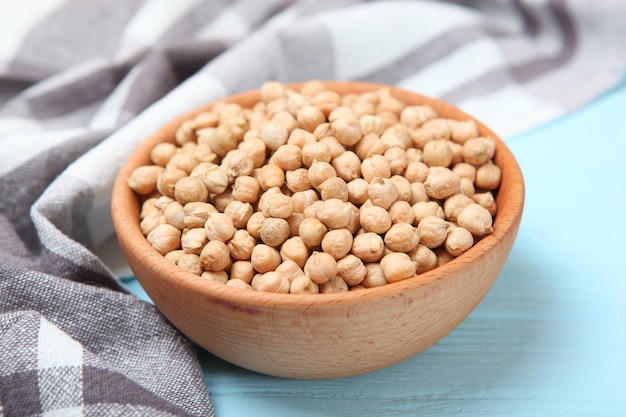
[112,82,524,379]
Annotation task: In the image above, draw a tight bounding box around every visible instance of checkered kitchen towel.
[1,0,625,416]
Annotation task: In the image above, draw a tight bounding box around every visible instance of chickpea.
[390,175,412,202]
[231,176,260,204]
[221,149,254,181]
[199,240,231,272]
[412,201,445,224]
[290,275,319,294]
[157,169,187,198]
[380,252,416,283]
[301,142,331,167]
[260,217,290,247]
[226,279,253,290]
[163,201,185,229]
[256,164,285,191]
[445,226,474,257]
[473,191,498,216]
[463,137,495,165]
[147,224,181,255]
[351,232,385,263]
[271,144,302,171]
[451,119,479,144]
[320,276,349,293]
[354,133,388,161]
[246,211,265,239]
[384,147,408,175]
[381,123,411,149]
[238,137,267,168]
[384,223,419,253]
[475,161,501,191]
[452,162,476,181]
[251,271,290,293]
[336,254,367,286]
[347,178,369,206]
[400,105,437,128]
[409,182,429,205]
[361,263,388,288]
[443,193,474,222]
[417,215,449,248]
[312,90,341,117]
[128,165,165,195]
[177,253,202,275]
[291,189,319,213]
[272,110,297,133]
[361,155,391,182]
[275,260,305,283]
[331,115,362,146]
[331,150,361,181]
[181,227,208,254]
[204,213,236,242]
[286,168,312,193]
[201,270,229,284]
[388,200,415,224]
[298,217,328,247]
[261,191,294,219]
[457,203,494,236]
[321,229,353,259]
[436,248,455,267]
[280,237,310,268]
[460,177,475,198]
[287,212,304,237]
[174,176,208,205]
[302,199,324,219]
[261,81,287,102]
[409,244,438,274]
[304,251,338,284]
[230,261,255,283]
[316,199,353,230]
[360,205,392,234]
[151,143,177,167]
[318,136,346,160]
[359,114,385,136]
[166,151,199,175]
[422,118,452,141]
[318,177,349,201]
[424,166,461,199]
[201,166,229,195]
[307,161,336,189]
[404,161,429,183]
[288,128,316,148]
[250,244,282,273]
[164,249,185,264]
[227,229,256,260]
[422,139,453,167]
[297,105,325,132]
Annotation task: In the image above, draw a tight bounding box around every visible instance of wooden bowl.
[112,82,524,379]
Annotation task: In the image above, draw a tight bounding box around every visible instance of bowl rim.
[112,81,525,309]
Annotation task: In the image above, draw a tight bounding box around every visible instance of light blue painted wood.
[130,79,626,416]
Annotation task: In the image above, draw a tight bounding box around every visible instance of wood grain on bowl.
[112,82,524,379]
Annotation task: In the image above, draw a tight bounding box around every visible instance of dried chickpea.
[286,212,304,237]
[409,244,438,274]
[271,144,302,171]
[177,253,202,275]
[226,279,253,290]
[288,128,316,148]
[409,182,429,205]
[174,120,196,145]
[312,90,341,117]
[227,229,256,260]
[297,105,325,132]
[412,201,445,224]
[457,203,494,237]
[318,136,346,160]
[229,260,255,283]
[361,155,392,182]
[475,161,501,191]
[347,178,369,206]
[445,225,474,257]
[351,232,385,263]
[221,149,254,180]
[361,263,388,288]
[452,162,476,181]
[320,276,349,294]
[336,254,367,286]
[331,151,361,181]
[201,270,229,284]
[351,98,376,117]
[450,142,464,165]
[279,236,310,268]
[286,168,312,193]
[381,123,411,149]
[409,127,434,149]
[261,192,294,219]
[301,142,331,167]
[275,260,305,283]
[380,252,416,283]
[422,118,452,140]
[163,201,185,229]
[302,199,324,219]
[272,110,297,133]
[321,229,353,259]
[354,133,388,160]
[251,271,290,293]
[360,114,385,136]
[204,212,236,242]
[260,217,290,247]
[404,161,429,183]
[164,249,185,264]
[417,215,449,249]
[304,251,337,284]
[212,189,233,212]
[181,227,208,254]
[473,191,498,216]
[331,114,362,146]
[460,177,475,198]
[201,166,229,195]
[400,105,437,128]
[290,275,319,294]
[174,176,208,205]
[388,200,415,224]
[384,223,419,253]
[140,215,164,235]
[436,248,455,267]
[128,165,165,195]
[151,143,177,167]
[238,137,266,168]
[256,164,285,191]
[261,81,287,102]
[443,193,474,222]
[250,244,282,273]
[463,137,495,165]
[260,122,289,151]
[298,217,328,247]
[318,177,348,201]
[316,199,353,230]
[291,189,319,213]
[424,166,461,199]
[246,211,265,239]
[384,147,408,175]
[422,139,453,167]
[199,240,230,271]
[156,169,187,198]
[166,152,199,174]
[451,119,479,144]
[147,224,181,255]
[390,175,412,202]
[360,204,392,235]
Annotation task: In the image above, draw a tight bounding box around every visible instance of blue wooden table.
[128,80,626,416]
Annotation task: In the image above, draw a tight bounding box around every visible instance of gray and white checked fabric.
[1,0,624,416]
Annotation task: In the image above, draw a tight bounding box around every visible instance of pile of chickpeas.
[128,80,500,294]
